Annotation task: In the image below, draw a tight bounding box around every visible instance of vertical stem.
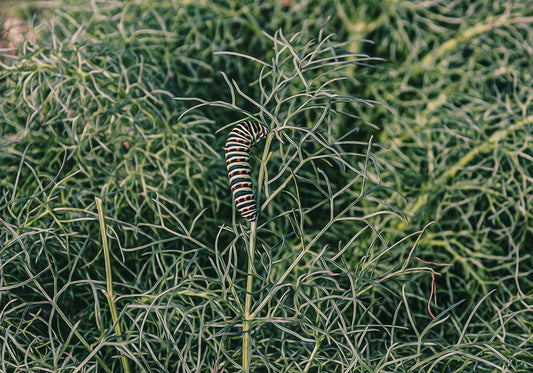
[242,130,273,372]
[242,220,257,372]
[95,197,131,373]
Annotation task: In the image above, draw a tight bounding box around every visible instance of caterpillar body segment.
[224,121,267,221]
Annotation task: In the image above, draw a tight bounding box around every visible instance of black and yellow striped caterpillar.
[224,121,267,221]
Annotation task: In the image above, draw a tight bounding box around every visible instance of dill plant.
[178,24,438,372]
[1,0,531,372]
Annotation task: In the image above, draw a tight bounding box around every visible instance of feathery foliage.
[1,0,531,372]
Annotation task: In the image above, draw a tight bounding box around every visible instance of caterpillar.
[224,120,267,221]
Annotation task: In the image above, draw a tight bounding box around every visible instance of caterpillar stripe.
[225,121,267,221]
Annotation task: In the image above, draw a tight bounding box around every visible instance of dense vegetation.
[1,1,531,371]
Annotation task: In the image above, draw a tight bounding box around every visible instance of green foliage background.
[1,0,531,372]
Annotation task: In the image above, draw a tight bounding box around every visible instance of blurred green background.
[1,1,531,372]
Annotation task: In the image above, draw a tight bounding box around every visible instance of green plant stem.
[242,220,257,373]
[95,197,131,373]
[242,129,274,372]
